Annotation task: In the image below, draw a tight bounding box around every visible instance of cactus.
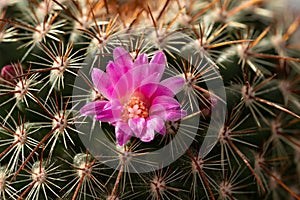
[0,0,300,199]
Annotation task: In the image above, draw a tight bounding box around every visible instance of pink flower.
[80,47,186,146]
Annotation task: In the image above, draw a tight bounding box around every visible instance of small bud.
[1,65,17,84]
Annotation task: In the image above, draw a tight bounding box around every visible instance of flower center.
[123,96,149,121]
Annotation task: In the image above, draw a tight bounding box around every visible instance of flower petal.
[134,53,148,68]
[115,122,132,146]
[149,51,166,80]
[141,72,162,84]
[110,70,134,101]
[106,61,122,86]
[147,117,166,136]
[91,68,112,98]
[131,62,161,88]
[165,109,187,121]
[95,101,123,122]
[160,76,184,94]
[128,118,146,138]
[151,95,181,109]
[132,54,163,85]
[80,101,108,116]
[95,109,115,122]
[140,128,155,142]
[150,84,175,98]
[113,47,133,69]
[149,96,183,121]
[109,52,149,86]
[136,83,174,101]
[131,67,150,89]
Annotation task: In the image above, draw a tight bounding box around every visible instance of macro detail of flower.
[80,47,186,146]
